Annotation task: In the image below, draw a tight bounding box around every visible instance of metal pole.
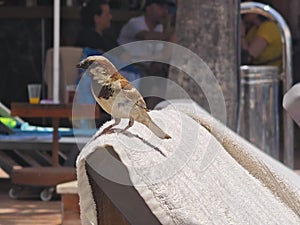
[41,18,46,99]
[53,0,60,103]
[240,2,294,168]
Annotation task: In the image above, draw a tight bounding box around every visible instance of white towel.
[76,104,300,225]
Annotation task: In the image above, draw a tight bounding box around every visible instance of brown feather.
[98,84,114,100]
[110,72,133,90]
[110,72,125,82]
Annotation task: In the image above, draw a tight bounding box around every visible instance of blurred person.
[117,0,176,108]
[75,0,117,52]
[117,0,174,45]
[241,1,282,70]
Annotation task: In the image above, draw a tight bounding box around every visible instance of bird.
[77,55,171,139]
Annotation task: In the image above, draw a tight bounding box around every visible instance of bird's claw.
[100,128,116,135]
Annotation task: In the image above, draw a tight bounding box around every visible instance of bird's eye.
[87,60,95,67]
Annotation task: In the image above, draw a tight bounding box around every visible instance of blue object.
[0,130,53,141]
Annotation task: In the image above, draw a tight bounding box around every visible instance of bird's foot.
[100,127,115,135]
[98,118,121,136]
[118,118,134,134]
[90,125,116,142]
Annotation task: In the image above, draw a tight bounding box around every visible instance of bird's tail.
[147,118,171,139]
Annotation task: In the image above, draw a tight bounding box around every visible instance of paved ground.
[0,178,62,225]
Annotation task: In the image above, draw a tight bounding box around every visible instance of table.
[6,102,101,200]
[10,102,100,166]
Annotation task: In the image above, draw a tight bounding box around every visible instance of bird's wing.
[110,72,148,111]
[122,87,148,111]
[91,80,114,100]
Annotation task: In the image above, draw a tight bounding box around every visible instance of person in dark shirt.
[76,0,117,52]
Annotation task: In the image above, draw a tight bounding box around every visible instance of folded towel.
[76,105,300,225]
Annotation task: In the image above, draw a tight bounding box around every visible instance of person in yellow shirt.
[241,13,282,70]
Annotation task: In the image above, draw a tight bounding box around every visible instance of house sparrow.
[77,55,171,139]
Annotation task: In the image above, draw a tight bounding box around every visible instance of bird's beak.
[76,59,94,69]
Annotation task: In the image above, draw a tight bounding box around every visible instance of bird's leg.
[122,118,134,132]
[100,118,121,135]
[88,118,121,144]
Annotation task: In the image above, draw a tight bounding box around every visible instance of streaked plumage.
[77,55,171,139]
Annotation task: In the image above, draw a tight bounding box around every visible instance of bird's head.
[76,56,117,80]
